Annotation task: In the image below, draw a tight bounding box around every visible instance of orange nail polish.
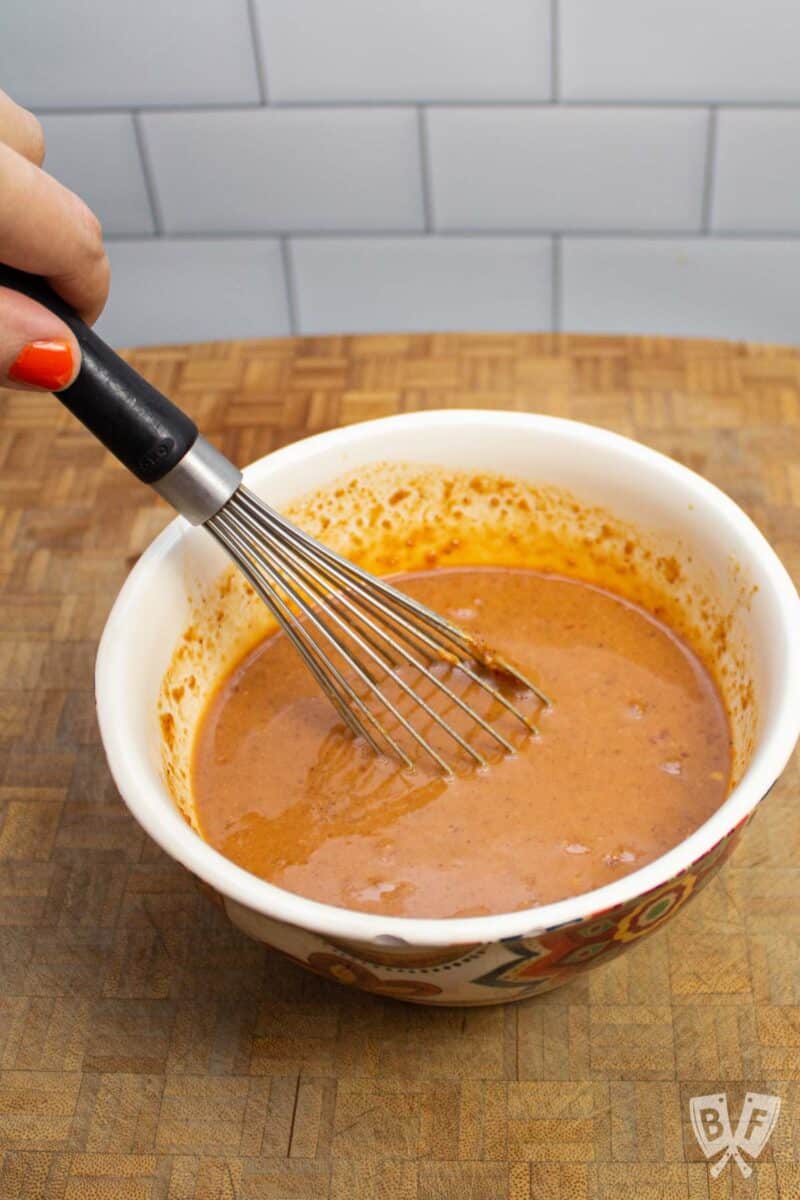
[9,339,74,390]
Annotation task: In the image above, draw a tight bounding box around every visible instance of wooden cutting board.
[0,332,798,1199]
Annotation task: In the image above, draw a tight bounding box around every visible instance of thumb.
[0,285,80,391]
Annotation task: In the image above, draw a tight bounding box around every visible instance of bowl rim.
[95,409,800,947]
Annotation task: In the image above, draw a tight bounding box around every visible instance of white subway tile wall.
[712,110,800,234]
[290,237,552,334]
[140,109,425,233]
[559,0,800,101]
[562,239,800,343]
[38,114,154,237]
[252,0,552,101]
[95,240,290,346]
[3,0,797,345]
[1,0,260,108]
[427,108,708,231]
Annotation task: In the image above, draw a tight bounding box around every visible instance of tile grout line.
[550,0,560,102]
[102,228,800,244]
[280,236,300,335]
[32,99,800,115]
[417,107,435,232]
[551,235,563,333]
[131,111,164,236]
[701,106,719,233]
[245,0,270,105]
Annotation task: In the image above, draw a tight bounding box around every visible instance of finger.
[0,287,80,392]
[0,142,110,323]
[0,89,45,165]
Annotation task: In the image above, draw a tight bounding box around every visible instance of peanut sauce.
[192,566,731,918]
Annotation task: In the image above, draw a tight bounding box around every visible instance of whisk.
[0,266,550,773]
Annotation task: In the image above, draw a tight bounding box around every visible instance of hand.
[0,88,110,392]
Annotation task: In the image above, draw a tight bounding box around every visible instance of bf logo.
[690,1092,781,1178]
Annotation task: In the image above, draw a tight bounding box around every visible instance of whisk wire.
[237,489,551,707]
[211,514,406,761]
[209,486,550,773]
[227,496,519,761]
[210,518,396,762]
[212,508,458,773]
[215,507,483,772]
[236,489,548,729]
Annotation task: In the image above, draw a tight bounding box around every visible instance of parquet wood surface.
[0,332,798,1199]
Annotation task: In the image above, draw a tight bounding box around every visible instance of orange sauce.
[192,566,731,918]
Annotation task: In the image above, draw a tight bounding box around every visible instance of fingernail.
[9,338,74,390]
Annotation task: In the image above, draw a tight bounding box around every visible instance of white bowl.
[96,411,800,1005]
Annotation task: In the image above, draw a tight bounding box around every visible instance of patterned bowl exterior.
[198,812,752,1006]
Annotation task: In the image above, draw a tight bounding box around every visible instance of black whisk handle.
[0,264,198,484]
